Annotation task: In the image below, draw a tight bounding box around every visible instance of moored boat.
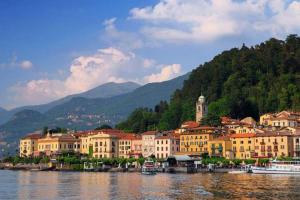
[250,160,300,174]
[142,160,156,175]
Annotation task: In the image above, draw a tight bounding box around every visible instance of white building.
[142,131,157,158]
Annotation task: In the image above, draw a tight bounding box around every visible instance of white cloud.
[10,47,182,107]
[0,55,33,70]
[143,64,181,83]
[130,0,300,43]
[20,60,33,69]
[102,18,145,50]
[255,1,300,35]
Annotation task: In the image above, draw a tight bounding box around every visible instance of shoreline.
[0,163,239,173]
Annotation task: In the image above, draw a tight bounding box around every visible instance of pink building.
[154,132,180,159]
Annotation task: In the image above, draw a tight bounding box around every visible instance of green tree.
[95,124,112,130]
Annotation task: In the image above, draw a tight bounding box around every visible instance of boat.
[229,165,252,174]
[250,160,300,174]
[142,160,156,175]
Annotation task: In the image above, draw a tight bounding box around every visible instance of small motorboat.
[142,160,156,175]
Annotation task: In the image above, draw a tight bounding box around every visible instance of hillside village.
[19,95,300,162]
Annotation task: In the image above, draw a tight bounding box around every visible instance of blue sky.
[1,0,300,109]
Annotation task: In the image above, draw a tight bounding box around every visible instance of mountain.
[0,74,188,156]
[0,82,140,125]
[0,108,8,125]
[0,110,47,142]
[46,73,189,121]
[155,35,300,130]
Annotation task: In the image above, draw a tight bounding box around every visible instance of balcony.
[261,148,266,152]
[295,146,300,152]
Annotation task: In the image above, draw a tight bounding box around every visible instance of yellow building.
[253,131,293,158]
[208,136,233,159]
[230,133,256,159]
[233,125,256,134]
[19,133,42,157]
[37,134,80,157]
[90,132,119,159]
[180,127,217,156]
[259,113,274,126]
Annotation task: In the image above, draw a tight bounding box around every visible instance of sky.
[1,0,300,109]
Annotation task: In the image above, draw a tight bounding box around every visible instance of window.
[157,147,159,151]
[166,147,168,151]
[157,140,159,144]
[166,140,168,144]
[240,141,244,144]
[161,147,163,151]
[233,141,236,144]
[161,140,163,144]
[248,140,251,144]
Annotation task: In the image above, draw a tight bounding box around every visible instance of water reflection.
[0,170,299,199]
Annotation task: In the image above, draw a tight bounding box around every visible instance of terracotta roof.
[181,121,199,129]
[255,131,294,137]
[119,133,141,140]
[76,129,125,137]
[188,126,216,130]
[230,133,256,138]
[221,116,241,125]
[142,131,158,135]
[22,133,43,140]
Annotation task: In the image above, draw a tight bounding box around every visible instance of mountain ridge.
[0,81,141,125]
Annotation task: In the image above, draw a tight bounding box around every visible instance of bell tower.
[196,95,207,123]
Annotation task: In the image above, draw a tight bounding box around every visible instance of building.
[154,131,180,159]
[230,133,256,159]
[240,117,257,127]
[180,126,217,156]
[119,133,137,158]
[19,133,42,157]
[233,125,256,134]
[253,131,294,158]
[221,116,242,130]
[259,113,273,126]
[259,111,300,127]
[37,133,80,157]
[196,95,207,123]
[142,131,157,158]
[89,132,119,159]
[271,117,298,128]
[208,136,233,159]
[130,135,142,158]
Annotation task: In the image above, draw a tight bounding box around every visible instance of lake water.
[0,170,300,200]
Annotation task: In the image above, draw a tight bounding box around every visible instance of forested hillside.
[117,35,300,132]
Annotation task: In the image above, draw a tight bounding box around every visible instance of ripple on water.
[1,171,300,199]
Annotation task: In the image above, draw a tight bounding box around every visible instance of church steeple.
[196,94,207,122]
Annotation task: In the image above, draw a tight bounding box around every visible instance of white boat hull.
[251,168,300,174]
